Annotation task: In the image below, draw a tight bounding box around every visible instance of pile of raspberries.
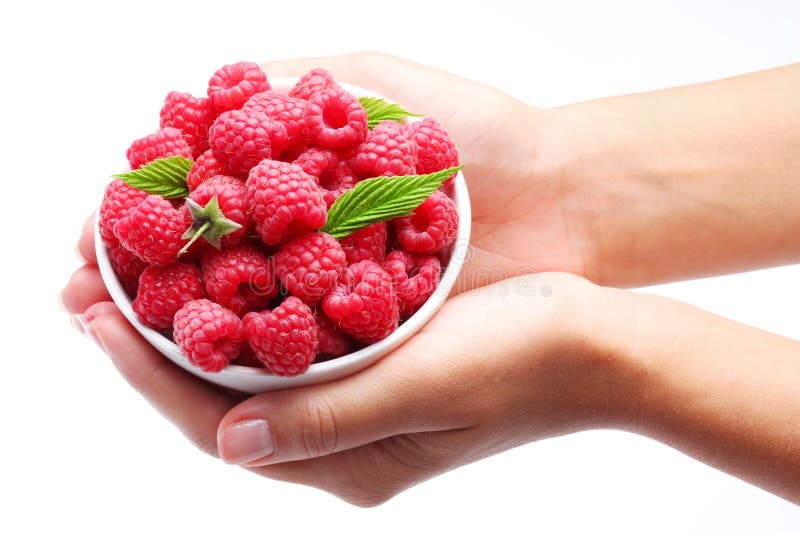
[99,61,460,376]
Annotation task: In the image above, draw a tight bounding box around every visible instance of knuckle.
[298,396,340,459]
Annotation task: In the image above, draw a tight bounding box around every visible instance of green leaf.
[322,165,464,239]
[358,96,423,129]
[113,155,193,199]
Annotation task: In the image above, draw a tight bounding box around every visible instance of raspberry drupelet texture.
[159,91,216,158]
[243,296,318,376]
[98,179,149,247]
[304,89,368,149]
[322,260,399,344]
[394,191,458,253]
[352,120,418,178]
[126,127,193,170]
[315,312,350,357]
[243,91,307,153]
[208,108,288,177]
[293,147,356,206]
[407,118,459,182]
[108,245,148,296]
[207,61,271,112]
[288,67,339,101]
[189,175,248,247]
[383,250,441,319]
[201,245,277,316]
[274,232,347,305]
[113,195,188,265]
[186,150,225,191]
[339,222,387,264]
[245,160,327,245]
[173,299,246,373]
[132,263,204,330]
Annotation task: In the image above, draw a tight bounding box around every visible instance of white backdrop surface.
[1,1,798,531]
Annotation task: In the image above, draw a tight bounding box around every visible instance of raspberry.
[304,89,367,149]
[383,250,441,319]
[108,245,147,295]
[98,179,149,247]
[173,299,245,373]
[394,191,458,253]
[159,91,216,157]
[132,263,204,330]
[189,175,248,247]
[322,260,399,344]
[126,127,193,170]
[274,232,346,305]
[243,296,317,376]
[208,108,288,177]
[352,120,417,178]
[293,147,356,206]
[315,312,350,357]
[231,345,264,368]
[207,61,270,112]
[340,222,387,264]
[113,195,188,265]
[288,67,339,100]
[243,91,307,152]
[186,150,225,191]
[245,160,327,245]
[201,245,277,316]
[407,118,460,182]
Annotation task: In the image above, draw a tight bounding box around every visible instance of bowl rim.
[95,78,471,388]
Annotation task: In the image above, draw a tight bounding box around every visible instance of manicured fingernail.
[220,419,274,465]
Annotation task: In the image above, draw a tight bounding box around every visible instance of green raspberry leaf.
[358,96,423,129]
[113,155,193,199]
[322,165,464,239]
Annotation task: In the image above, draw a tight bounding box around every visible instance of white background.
[1,0,799,531]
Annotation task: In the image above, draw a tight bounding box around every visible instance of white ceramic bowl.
[95,79,471,394]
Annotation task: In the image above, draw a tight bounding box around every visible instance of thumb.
[215,350,463,466]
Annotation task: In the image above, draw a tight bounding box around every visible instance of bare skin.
[62,53,800,506]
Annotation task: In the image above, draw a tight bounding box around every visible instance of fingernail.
[76,313,103,351]
[220,419,274,465]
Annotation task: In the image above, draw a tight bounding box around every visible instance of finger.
[253,428,478,507]
[60,265,112,315]
[88,307,236,457]
[78,212,98,266]
[217,327,480,467]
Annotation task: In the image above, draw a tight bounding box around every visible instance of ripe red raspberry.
[243,91,307,152]
[189,175,248,247]
[132,263,204,330]
[315,312,350,357]
[274,232,346,305]
[126,127,193,169]
[293,147,356,206]
[340,222,387,264]
[98,179,149,247]
[207,61,270,112]
[208,108,288,177]
[159,91,216,157]
[288,67,339,100]
[352,120,417,178]
[108,245,147,295]
[186,150,225,191]
[322,260,399,344]
[383,250,441,319]
[407,118,459,182]
[173,299,245,373]
[243,296,317,376]
[201,245,277,316]
[113,195,188,265]
[245,160,327,245]
[394,191,458,253]
[304,89,367,149]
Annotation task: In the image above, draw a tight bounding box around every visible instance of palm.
[264,53,592,289]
